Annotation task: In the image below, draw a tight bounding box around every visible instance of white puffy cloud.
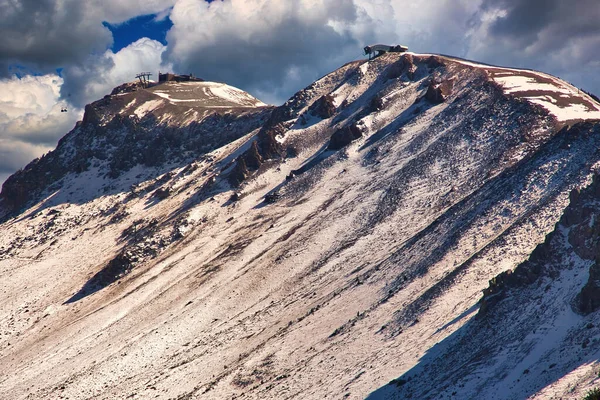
[61,38,172,106]
[0,74,82,184]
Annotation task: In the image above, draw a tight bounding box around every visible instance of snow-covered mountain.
[1,53,600,400]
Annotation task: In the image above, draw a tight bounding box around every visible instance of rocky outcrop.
[229,76,340,185]
[308,94,336,119]
[479,234,553,315]
[385,53,417,80]
[425,81,450,103]
[110,82,142,96]
[480,169,600,316]
[328,123,362,150]
[81,103,103,127]
[0,149,69,211]
[229,141,264,186]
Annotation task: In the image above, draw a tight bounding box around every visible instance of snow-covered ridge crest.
[427,53,600,123]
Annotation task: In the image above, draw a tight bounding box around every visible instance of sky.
[0,0,599,185]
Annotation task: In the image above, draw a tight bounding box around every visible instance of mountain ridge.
[1,53,600,399]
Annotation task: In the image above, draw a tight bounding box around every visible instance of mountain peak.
[2,53,600,400]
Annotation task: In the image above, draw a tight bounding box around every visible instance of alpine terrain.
[2,52,600,400]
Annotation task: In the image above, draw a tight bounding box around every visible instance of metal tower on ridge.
[135,72,152,88]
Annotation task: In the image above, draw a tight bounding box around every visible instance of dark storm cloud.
[0,0,112,75]
[167,20,359,103]
[466,0,600,95]
[0,0,176,77]
[164,0,388,103]
[483,0,600,42]
[59,54,117,107]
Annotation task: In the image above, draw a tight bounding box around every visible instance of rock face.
[3,53,600,400]
[425,79,453,103]
[328,123,362,150]
[0,81,271,215]
[308,94,336,119]
[479,171,600,315]
[578,261,600,313]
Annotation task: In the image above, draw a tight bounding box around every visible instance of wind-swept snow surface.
[150,81,267,108]
[441,55,600,123]
[493,72,600,122]
[1,53,600,400]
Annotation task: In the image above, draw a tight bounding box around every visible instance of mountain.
[1,52,600,400]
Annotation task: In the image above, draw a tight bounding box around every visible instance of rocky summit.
[1,53,600,400]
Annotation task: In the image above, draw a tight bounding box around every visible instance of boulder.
[425,82,446,104]
[308,95,336,119]
[153,187,172,200]
[328,123,362,150]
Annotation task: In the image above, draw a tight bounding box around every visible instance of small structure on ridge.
[135,72,153,88]
[158,72,204,83]
[364,44,409,59]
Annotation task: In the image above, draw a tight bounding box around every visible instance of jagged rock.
[308,94,336,119]
[153,187,172,200]
[229,158,250,187]
[368,95,384,112]
[328,123,362,150]
[479,234,554,316]
[385,54,416,80]
[110,82,141,96]
[426,55,444,69]
[257,123,286,160]
[425,81,447,103]
[264,191,281,204]
[244,141,264,170]
[229,141,265,186]
[81,104,102,127]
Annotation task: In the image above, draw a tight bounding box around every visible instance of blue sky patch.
[103,13,173,52]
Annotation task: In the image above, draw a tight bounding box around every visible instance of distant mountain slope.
[1,53,600,400]
[0,80,271,215]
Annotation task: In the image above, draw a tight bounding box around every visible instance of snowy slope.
[1,53,600,400]
[150,81,267,108]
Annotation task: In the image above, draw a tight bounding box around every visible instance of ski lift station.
[364,44,409,59]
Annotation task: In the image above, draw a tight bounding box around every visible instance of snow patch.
[134,99,164,118]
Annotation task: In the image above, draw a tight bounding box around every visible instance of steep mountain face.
[1,53,600,400]
[0,80,270,214]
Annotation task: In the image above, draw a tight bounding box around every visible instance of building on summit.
[158,72,204,83]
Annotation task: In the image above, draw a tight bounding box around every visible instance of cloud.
[466,0,600,93]
[0,0,175,76]
[61,38,172,107]
[164,0,394,103]
[0,74,82,184]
